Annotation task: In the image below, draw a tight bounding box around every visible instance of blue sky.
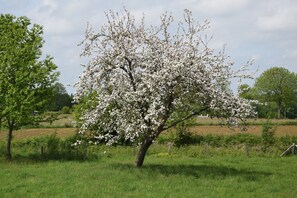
[1,0,297,93]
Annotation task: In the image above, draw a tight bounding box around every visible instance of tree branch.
[120,57,136,92]
[162,106,209,131]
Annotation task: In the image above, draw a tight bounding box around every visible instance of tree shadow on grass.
[2,153,96,164]
[112,163,271,181]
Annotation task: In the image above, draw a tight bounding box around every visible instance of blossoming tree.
[75,9,255,167]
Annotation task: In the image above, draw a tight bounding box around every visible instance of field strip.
[189,125,297,136]
[0,125,296,141]
[0,128,77,140]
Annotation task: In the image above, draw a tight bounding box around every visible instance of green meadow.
[1,117,297,197]
[0,143,296,198]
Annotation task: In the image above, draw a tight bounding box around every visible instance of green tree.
[253,67,297,119]
[238,84,275,118]
[238,84,254,100]
[50,82,73,111]
[0,14,59,160]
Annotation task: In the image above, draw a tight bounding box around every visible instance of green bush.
[174,129,194,147]
[61,106,71,114]
[277,135,297,147]
[158,132,262,147]
[46,133,61,156]
[172,120,201,147]
[224,133,261,146]
[203,134,224,146]
[261,121,276,152]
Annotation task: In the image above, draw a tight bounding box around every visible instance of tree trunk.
[6,127,13,160]
[135,138,153,167]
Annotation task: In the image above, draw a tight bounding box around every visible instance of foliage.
[75,8,256,167]
[0,14,59,159]
[72,91,99,128]
[285,102,297,119]
[61,106,71,114]
[45,133,60,155]
[253,67,297,119]
[49,83,73,111]
[44,112,60,125]
[165,110,197,147]
[239,68,297,119]
[174,124,195,147]
[7,133,92,160]
[173,121,197,147]
[238,84,255,100]
[256,102,278,119]
[158,133,263,147]
[261,120,276,152]
[277,135,297,147]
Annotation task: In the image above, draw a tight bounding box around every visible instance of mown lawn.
[0,146,296,198]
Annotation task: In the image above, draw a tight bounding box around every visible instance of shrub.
[61,106,71,114]
[173,122,195,147]
[46,112,60,125]
[46,133,61,156]
[226,133,261,146]
[277,135,297,146]
[261,120,276,152]
[203,134,223,146]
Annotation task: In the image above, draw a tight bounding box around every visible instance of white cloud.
[287,49,297,59]
[1,0,297,93]
[182,0,249,16]
[257,6,297,31]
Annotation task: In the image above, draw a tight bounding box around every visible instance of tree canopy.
[49,82,73,111]
[75,9,255,167]
[0,14,59,159]
[253,67,297,119]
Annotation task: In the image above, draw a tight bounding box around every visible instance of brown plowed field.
[0,128,77,141]
[189,125,297,137]
[0,125,296,141]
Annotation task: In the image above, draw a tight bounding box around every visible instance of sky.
[1,0,297,94]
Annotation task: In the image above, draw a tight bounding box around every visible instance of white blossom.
[75,8,256,146]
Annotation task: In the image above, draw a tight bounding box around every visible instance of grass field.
[39,113,75,127]
[0,116,297,197]
[0,145,296,197]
